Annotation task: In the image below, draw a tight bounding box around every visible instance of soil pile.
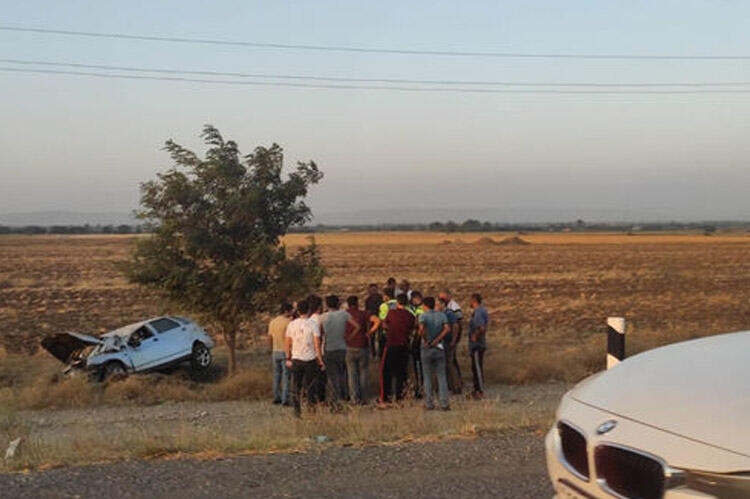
[474,237,498,245]
[496,236,531,246]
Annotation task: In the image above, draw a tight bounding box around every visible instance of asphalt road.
[0,432,553,498]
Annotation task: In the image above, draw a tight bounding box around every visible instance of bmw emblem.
[596,420,618,435]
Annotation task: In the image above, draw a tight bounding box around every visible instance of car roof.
[101,316,191,338]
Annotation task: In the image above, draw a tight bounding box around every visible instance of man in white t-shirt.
[307,294,326,403]
[285,298,325,417]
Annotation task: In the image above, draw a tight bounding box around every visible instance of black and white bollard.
[606,317,626,369]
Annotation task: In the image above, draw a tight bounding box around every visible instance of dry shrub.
[103,373,197,406]
[483,338,605,385]
[16,375,100,410]
[0,355,33,388]
[211,367,269,401]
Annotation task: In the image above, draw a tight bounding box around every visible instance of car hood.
[102,320,148,339]
[41,332,102,364]
[571,331,750,457]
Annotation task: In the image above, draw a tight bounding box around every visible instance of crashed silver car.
[42,316,215,381]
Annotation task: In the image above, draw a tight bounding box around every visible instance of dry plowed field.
[1,232,750,379]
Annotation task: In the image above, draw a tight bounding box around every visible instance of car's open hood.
[41,332,102,364]
[571,331,750,457]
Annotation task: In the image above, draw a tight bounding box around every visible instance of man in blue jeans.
[268,302,294,405]
[468,293,490,399]
[418,296,451,411]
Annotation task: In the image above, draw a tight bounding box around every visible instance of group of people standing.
[267,279,489,416]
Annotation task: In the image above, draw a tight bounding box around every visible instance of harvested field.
[1,232,750,386]
[1,231,750,470]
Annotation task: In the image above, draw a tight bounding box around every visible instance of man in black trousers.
[285,299,325,417]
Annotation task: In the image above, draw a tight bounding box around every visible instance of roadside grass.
[0,393,555,472]
[0,321,712,413]
[0,348,270,411]
[0,323,717,472]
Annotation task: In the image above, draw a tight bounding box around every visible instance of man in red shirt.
[380,294,415,404]
[345,295,377,404]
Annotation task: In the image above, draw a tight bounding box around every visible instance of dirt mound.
[496,236,531,246]
[474,237,499,245]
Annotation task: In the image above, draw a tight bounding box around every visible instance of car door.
[126,325,162,371]
[147,317,191,365]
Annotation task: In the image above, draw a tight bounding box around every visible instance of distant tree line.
[0,224,149,235]
[1,220,745,236]
[290,219,748,234]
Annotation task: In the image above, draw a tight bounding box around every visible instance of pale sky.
[1,1,749,224]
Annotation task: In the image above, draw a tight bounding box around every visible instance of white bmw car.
[42,316,214,381]
[546,331,750,498]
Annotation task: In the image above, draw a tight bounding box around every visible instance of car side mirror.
[128,337,141,348]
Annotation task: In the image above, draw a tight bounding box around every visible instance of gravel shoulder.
[0,431,553,498]
[17,382,567,442]
[1,383,567,498]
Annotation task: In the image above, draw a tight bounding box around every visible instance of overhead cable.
[2,58,750,87]
[4,66,750,94]
[1,25,750,60]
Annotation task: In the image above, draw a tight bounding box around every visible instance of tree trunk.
[223,325,237,375]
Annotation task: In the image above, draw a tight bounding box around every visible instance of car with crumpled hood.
[42,316,214,381]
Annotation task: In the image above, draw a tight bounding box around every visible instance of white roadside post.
[606,317,626,369]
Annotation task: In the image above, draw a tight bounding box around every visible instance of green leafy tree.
[123,125,325,373]
[461,219,483,232]
[428,221,445,232]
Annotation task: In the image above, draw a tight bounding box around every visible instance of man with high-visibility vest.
[407,290,425,398]
[377,287,398,358]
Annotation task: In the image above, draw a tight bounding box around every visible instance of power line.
[2,25,750,61]
[4,66,750,94]
[2,58,750,87]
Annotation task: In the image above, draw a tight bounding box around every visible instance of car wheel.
[191,342,212,372]
[102,361,127,382]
